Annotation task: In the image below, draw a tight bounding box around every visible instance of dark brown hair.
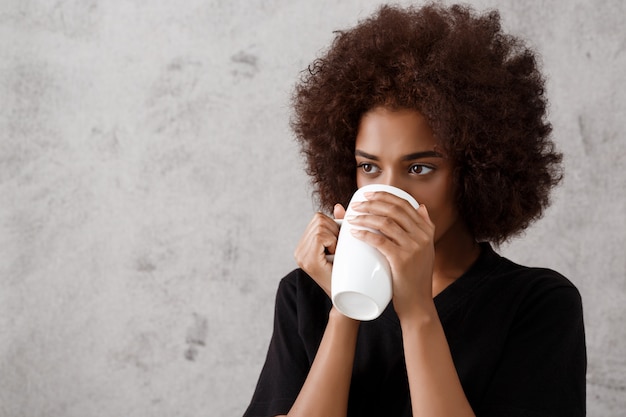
[291,3,562,243]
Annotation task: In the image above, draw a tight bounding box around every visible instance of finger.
[349,227,399,260]
[309,212,342,235]
[324,228,342,255]
[298,212,341,259]
[350,222,432,270]
[351,200,420,235]
[416,202,433,221]
[333,203,346,220]
[346,213,407,246]
[354,192,420,223]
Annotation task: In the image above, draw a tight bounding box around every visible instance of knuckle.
[416,234,431,246]
[389,204,403,216]
[406,239,420,252]
[371,233,387,246]
[382,217,395,228]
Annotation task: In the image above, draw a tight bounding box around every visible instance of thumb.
[333,203,346,220]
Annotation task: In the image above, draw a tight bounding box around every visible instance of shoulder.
[483,252,584,322]
[493,253,575,287]
[464,245,584,323]
[492,254,581,300]
[275,268,332,319]
[273,269,332,355]
[276,268,327,299]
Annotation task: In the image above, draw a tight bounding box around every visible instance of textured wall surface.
[1,0,624,416]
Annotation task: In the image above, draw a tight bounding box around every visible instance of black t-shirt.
[243,243,586,417]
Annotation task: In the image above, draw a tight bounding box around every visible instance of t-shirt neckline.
[433,242,502,320]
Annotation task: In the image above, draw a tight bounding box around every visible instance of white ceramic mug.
[331,184,419,321]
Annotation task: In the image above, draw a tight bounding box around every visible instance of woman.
[244,3,586,417]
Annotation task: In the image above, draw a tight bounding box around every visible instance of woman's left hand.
[347,191,436,319]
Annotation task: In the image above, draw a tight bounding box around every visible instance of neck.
[432,220,481,297]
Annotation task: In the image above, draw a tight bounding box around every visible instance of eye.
[357,163,381,174]
[409,164,434,175]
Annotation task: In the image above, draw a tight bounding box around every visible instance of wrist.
[329,307,361,329]
[398,301,439,333]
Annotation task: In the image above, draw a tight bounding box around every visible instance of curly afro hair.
[291,3,563,244]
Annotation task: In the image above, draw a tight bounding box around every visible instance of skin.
[287,106,481,417]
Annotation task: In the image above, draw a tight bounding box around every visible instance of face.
[354,106,468,244]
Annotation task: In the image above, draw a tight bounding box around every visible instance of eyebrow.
[355,149,444,161]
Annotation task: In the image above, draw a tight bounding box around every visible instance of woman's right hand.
[294,204,346,297]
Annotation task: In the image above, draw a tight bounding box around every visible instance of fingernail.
[363,192,375,199]
[345,214,357,222]
[351,201,362,208]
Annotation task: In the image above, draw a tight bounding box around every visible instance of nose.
[379,171,404,190]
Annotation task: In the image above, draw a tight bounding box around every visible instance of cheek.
[356,172,376,189]
[406,181,443,209]
[411,179,458,226]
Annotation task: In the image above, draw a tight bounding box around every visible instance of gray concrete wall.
[1,0,624,416]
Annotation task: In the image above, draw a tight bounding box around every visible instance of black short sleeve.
[478,284,587,417]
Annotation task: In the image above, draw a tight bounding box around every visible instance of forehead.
[355,107,437,154]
